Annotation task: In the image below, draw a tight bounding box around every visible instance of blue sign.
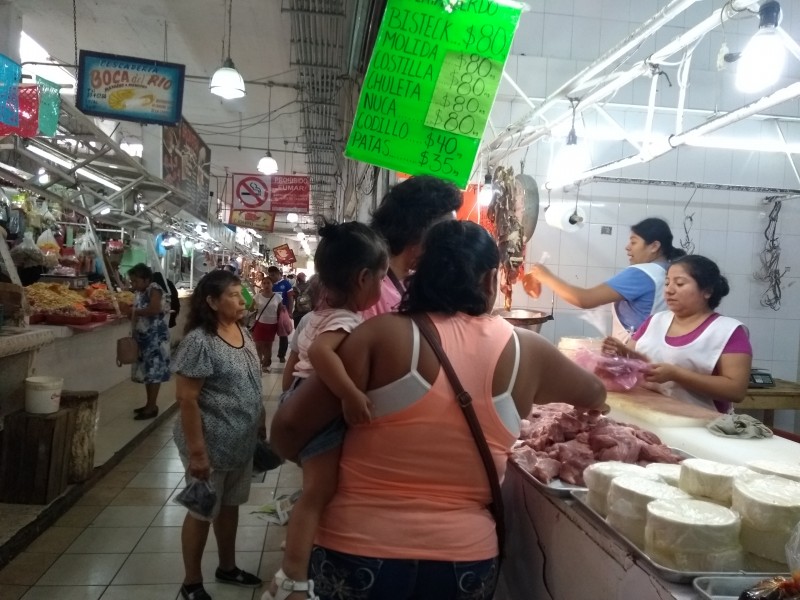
[76,50,185,126]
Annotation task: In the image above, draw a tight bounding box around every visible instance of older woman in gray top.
[172,270,265,600]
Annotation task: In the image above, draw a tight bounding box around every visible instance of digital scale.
[748,368,775,388]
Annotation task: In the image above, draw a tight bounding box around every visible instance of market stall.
[497,395,800,600]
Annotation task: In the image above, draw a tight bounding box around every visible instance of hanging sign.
[163,118,211,220]
[344,0,523,188]
[76,50,185,126]
[0,54,21,128]
[229,173,310,232]
[273,244,296,265]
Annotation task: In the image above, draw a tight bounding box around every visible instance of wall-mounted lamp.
[735,1,785,93]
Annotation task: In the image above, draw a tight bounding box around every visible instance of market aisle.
[0,370,299,600]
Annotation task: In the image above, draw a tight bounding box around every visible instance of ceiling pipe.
[552,81,800,189]
[488,0,765,160]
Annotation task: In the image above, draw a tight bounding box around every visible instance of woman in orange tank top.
[268,221,606,600]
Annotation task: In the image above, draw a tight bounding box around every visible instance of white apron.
[611,262,667,342]
[636,311,743,410]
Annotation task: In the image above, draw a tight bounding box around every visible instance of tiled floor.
[0,367,297,600]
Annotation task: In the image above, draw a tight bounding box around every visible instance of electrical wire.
[754,198,788,311]
[680,186,698,254]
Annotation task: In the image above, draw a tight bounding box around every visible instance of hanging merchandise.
[0,54,21,128]
[36,76,61,137]
[75,233,98,274]
[36,229,60,268]
[10,232,45,268]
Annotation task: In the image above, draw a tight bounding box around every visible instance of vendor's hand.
[643,362,677,384]
[529,263,552,280]
[342,392,373,426]
[188,451,211,480]
[602,336,627,357]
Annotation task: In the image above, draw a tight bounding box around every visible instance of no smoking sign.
[235,176,270,209]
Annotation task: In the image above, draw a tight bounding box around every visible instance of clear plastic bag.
[10,231,45,268]
[574,348,649,392]
[737,522,800,599]
[36,229,60,254]
[174,480,217,518]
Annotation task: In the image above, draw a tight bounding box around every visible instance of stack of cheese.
[583,462,661,517]
[606,475,691,547]
[746,460,800,483]
[678,458,748,506]
[732,474,800,565]
[645,498,743,571]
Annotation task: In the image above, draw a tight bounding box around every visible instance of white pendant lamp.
[257,86,279,174]
[210,0,246,100]
[736,1,785,94]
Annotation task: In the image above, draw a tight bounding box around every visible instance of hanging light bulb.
[546,99,591,189]
[209,0,246,99]
[736,2,785,93]
[257,85,278,174]
[286,212,299,223]
[478,172,494,206]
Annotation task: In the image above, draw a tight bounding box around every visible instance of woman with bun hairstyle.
[603,255,752,412]
[531,217,686,341]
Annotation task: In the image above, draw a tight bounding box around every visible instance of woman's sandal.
[261,569,319,600]
[134,407,159,420]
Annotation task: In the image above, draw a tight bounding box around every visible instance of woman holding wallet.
[266,221,605,600]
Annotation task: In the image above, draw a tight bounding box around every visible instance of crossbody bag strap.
[410,313,506,561]
[253,294,275,324]
[386,268,406,296]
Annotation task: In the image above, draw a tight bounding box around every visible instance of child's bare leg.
[269,447,339,599]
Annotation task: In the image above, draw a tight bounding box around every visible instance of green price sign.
[345,0,524,188]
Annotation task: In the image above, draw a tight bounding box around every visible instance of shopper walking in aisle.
[603,254,752,413]
[173,269,265,600]
[263,221,388,600]
[362,175,463,319]
[128,263,171,420]
[530,217,685,342]
[251,274,282,372]
[269,221,606,600]
[291,272,313,327]
[268,266,294,362]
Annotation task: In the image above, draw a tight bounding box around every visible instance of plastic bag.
[277,304,294,337]
[36,229,60,254]
[735,516,800,599]
[10,232,45,268]
[174,480,217,518]
[574,348,649,392]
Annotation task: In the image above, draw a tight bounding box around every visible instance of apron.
[611,262,667,342]
[635,311,743,410]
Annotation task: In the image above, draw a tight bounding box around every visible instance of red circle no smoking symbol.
[236,177,269,209]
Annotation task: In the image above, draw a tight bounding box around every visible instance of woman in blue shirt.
[530,218,685,341]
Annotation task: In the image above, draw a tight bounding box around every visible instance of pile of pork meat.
[514,403,681,486]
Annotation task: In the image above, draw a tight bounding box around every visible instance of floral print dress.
[132,282,171,384]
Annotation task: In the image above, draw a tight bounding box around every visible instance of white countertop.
[0,327,55,358]
[609,406,800,466]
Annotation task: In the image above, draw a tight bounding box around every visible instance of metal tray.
[693,575,790,600]
[511,447,694,499]
[570,489,785,584]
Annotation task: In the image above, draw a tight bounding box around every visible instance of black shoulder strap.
[410,313,505,561]
[387,268,406,295]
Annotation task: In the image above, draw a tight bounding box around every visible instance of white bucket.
[25,376,64,414]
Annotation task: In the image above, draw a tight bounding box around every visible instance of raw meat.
[513,403,682,485]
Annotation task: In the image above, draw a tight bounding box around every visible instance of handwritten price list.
[345,0,523,188]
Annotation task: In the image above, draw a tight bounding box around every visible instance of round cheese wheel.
[583,462,660,496]
[607,475,691,521]
[645,498,741,552]
[746,460,800,483]
[740,521,791,565]
[678,458,747,505]
[645,463,682,487]
[607,511,646,547]
[732,474,800,532]
[587,490,609,517]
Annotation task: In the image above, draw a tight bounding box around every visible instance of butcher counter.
[495,402,800,600]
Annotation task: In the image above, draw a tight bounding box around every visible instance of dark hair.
[400,220,499,316]
[267,266,281,275]
[631,218,686,261]
[669,255,730,309]
[370,175,463,256]
[314,220,388,307]
[127,263,153,280]
[185,270,241,334]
